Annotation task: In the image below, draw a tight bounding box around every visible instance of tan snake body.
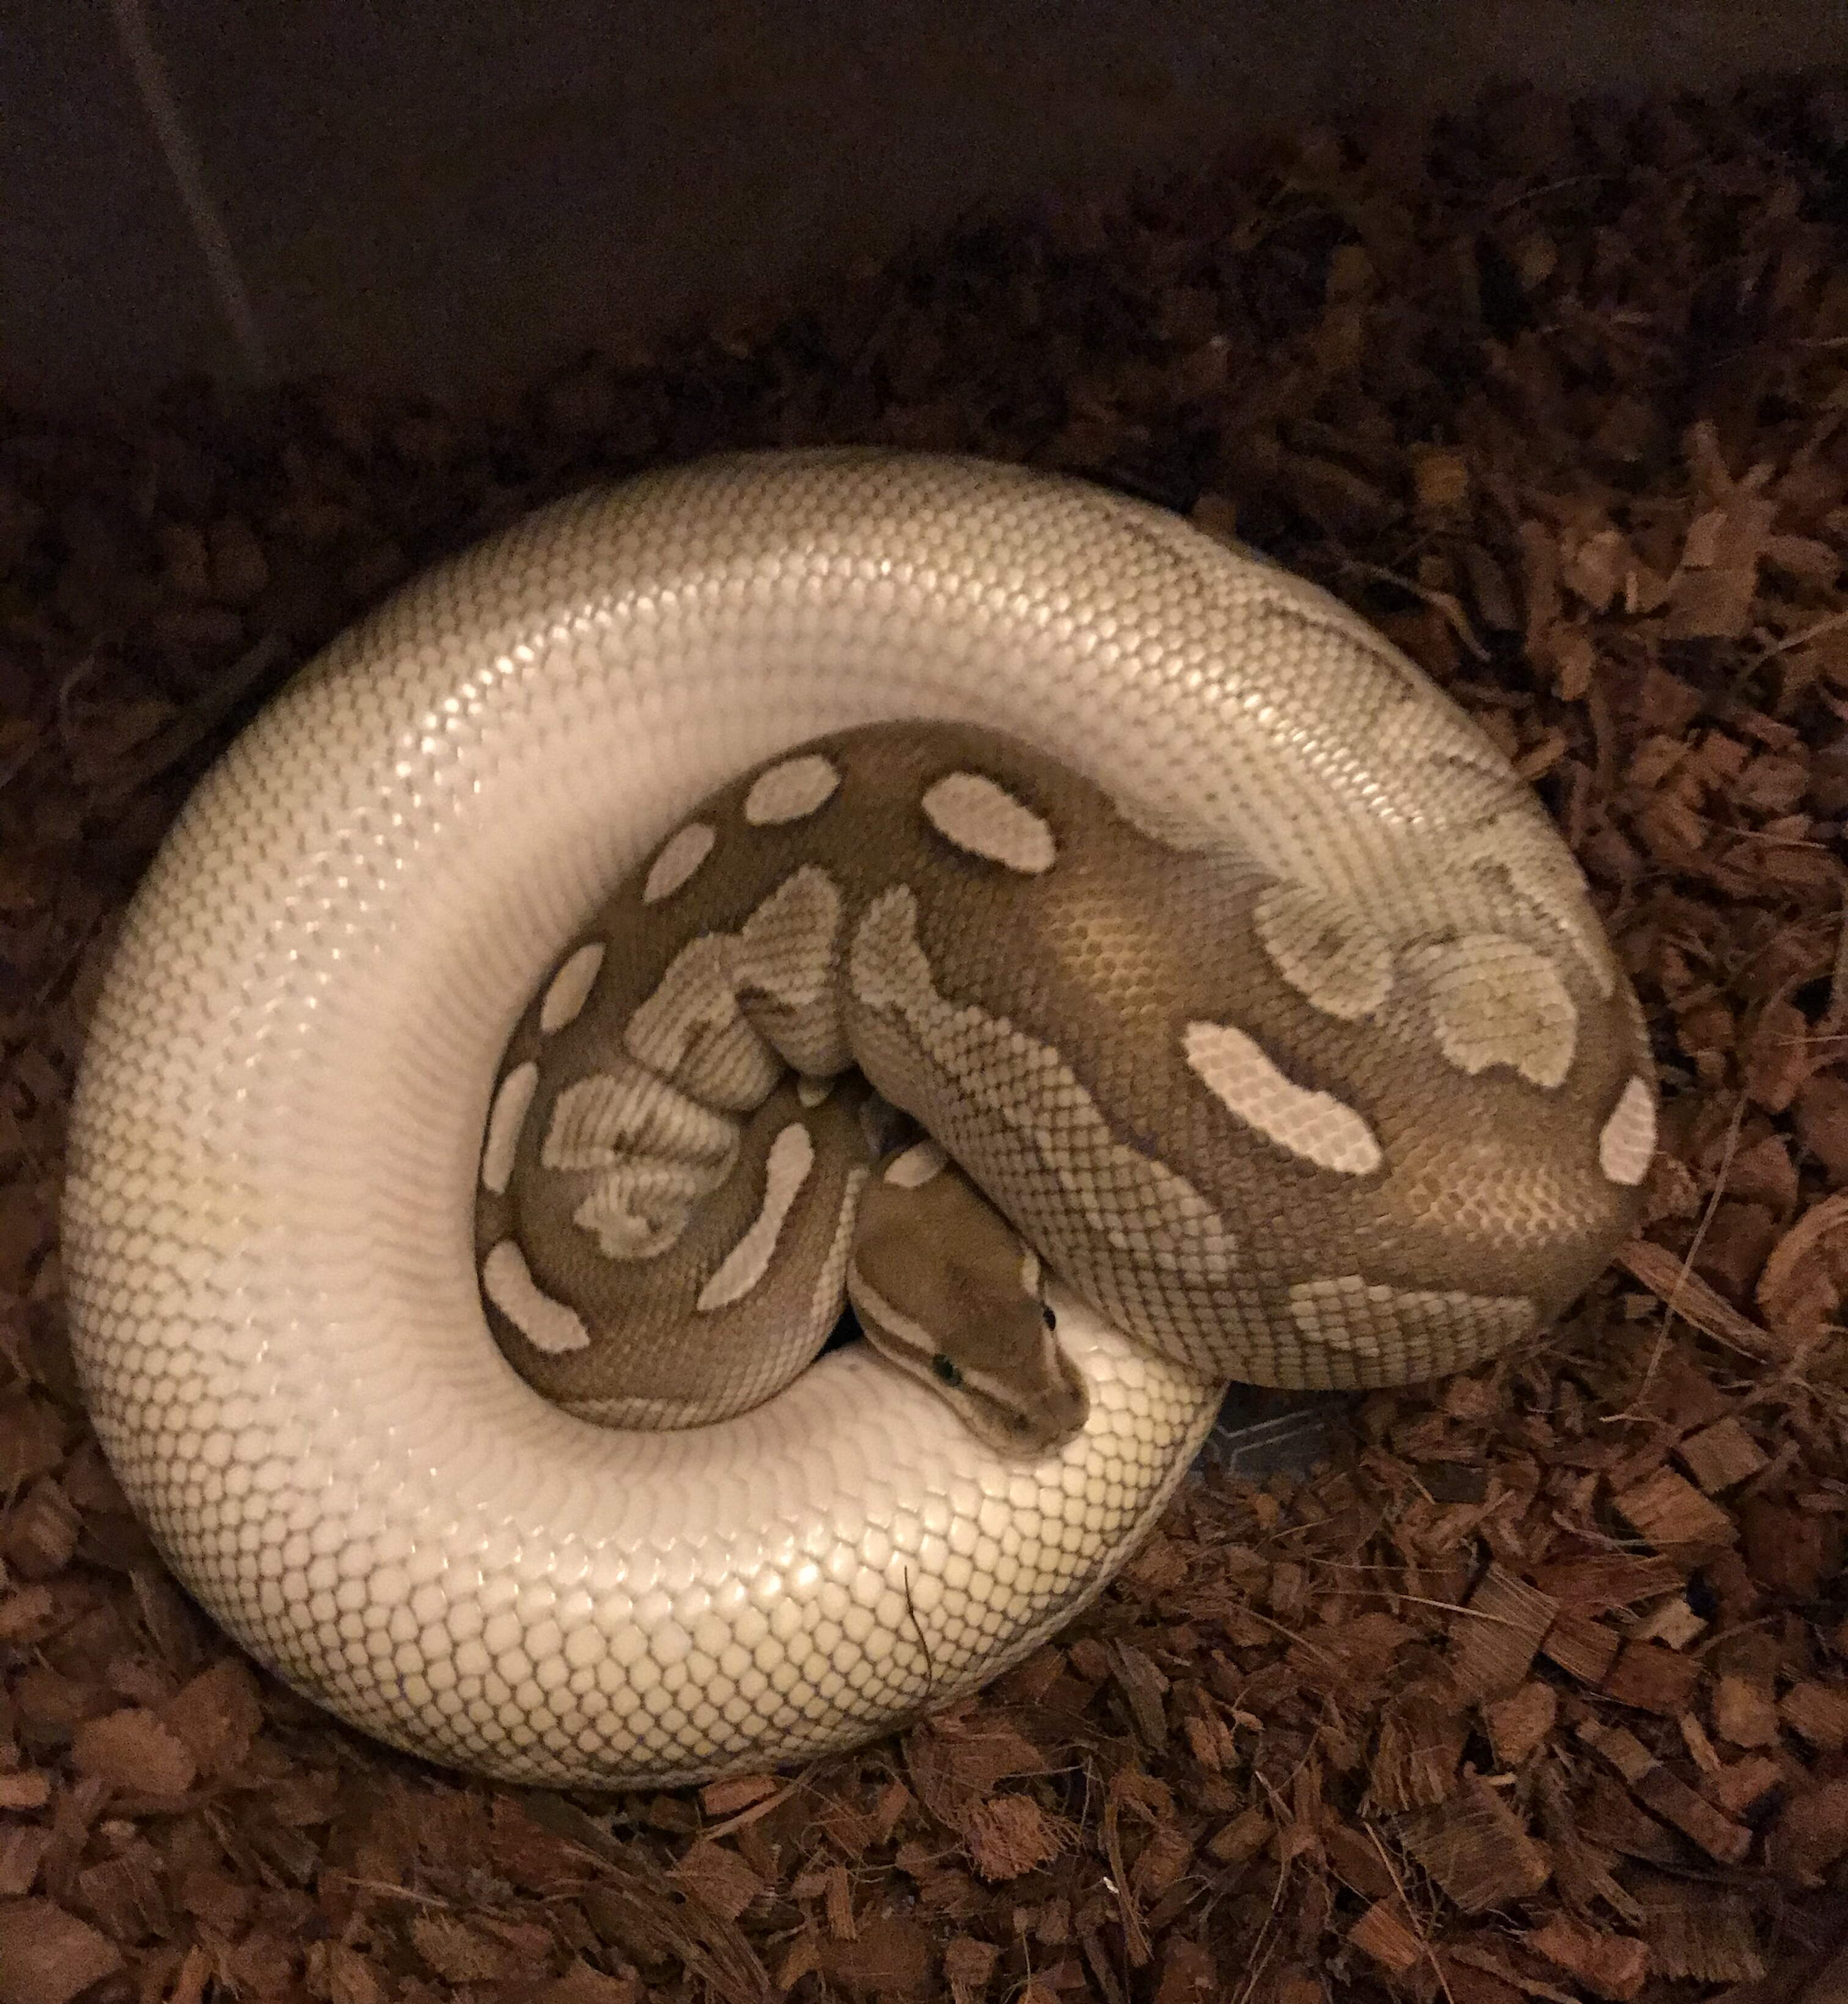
[62,452,1655,1786]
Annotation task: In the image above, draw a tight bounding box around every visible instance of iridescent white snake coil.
[63,452,1654,1786]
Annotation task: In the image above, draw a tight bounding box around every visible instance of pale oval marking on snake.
[644,822,717,904]
[1182,1020,1382,1175]
[544,1065,738,1174]
[547,1064,739,1258]
[734,869,843,1015]
[886,1138,948,1187]
[1599,1077,1657,1186]
[744,753,841,825]
[480,1061,538,1194]
[621,874,848,1111]
[1253,883,1394,1022]
[1473,814,1619,998]
[697,1124,816,1311]
[483,1240,592,1354]
[541,943,607,1034]
[920,771,1057,873]
[574,1157,727,1260]
[1406,934,1578,1088]
[623,935,775,1107]
[812,1168,868,1328]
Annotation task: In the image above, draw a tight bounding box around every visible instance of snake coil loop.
[64,453,1652,1786]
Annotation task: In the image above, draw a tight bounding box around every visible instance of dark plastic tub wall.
[6,1,1846,416]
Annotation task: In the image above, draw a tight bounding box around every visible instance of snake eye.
[931,1354,964,1389]
[1041,1304,1057,1330]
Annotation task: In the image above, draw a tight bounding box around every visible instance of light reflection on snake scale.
[62,452,1654,1788]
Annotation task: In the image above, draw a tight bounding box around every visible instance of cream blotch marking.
[544,1064,738,1173]
[1405,934,1577,1089]
[811,1166,868,1328]
[1253,883,1393,1022]
[744,753,841,825]
[540,942,607,1033]
[644,822,716,904]
[559,867,847,1265]
[1183,1021,1382,1176]
[1598,1077,1657,1186]
[543,1063,739,1259]
[482,1240,591,1353]
[622,935,782,1110]
[921,772,1057,873]
[1471,813,1618,998]
[616,870,846,1107]
[885,1138,948,1187]
[574,1155,736,1259]
[730,868,851,1080]
[480,1061,538,1194]
[732,869,843,1017]
[697,1124,816,1310]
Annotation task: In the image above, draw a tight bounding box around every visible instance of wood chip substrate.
[4,76,1848,2004]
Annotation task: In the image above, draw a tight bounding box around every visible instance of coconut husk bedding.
[2,75,1847,2004]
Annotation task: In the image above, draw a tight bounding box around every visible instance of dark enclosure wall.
[6,1,1846,416]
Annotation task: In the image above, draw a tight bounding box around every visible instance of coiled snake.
[63,452,1654,1786]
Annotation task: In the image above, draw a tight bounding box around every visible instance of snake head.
[847,1141,1090,1457]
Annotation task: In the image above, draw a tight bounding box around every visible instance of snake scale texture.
[63,452,1655,1786]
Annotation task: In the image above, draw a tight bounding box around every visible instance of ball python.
[62,450,1656,1788]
